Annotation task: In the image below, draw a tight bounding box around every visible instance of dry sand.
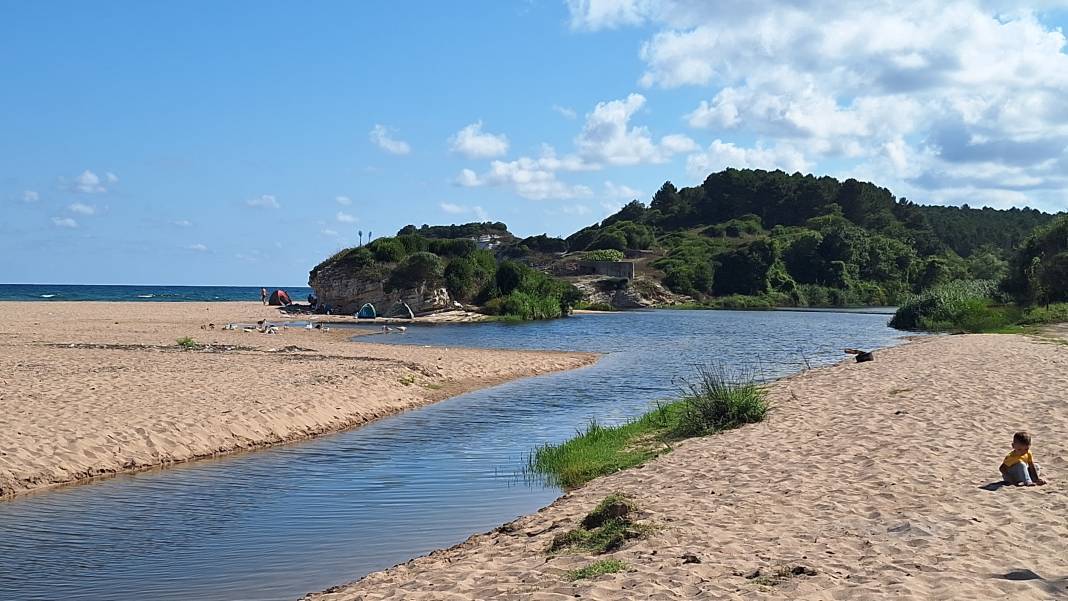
[0,301,596,498]
[309,334,1067,601]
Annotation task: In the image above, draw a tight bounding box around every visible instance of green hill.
[565,169,1059,307]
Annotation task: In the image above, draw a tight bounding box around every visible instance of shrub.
[176,337,200,350]
[672,364,769,437]
[385,252,444,292]
[428,238,476,258]
[565,559,627,582]
[889,279,999,331]
[584,249,625,262]
[368,237,406,263]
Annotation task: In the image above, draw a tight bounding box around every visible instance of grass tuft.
[672,364,769,437]
[526,365,768,489]
[548,494,649,555]
[176,336,201,350]
[565,558,627,581]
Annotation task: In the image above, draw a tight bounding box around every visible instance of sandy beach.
[0,301,596,499]
[309,334,1067,601]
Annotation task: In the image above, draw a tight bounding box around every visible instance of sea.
[0,284,315,303]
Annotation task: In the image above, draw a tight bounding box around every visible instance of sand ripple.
[308,334,1067,600]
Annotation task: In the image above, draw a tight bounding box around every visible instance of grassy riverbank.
[527,365,768,488]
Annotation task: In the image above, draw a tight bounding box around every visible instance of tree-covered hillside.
[566,169,1060,306]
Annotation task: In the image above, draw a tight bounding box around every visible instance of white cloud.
[68,202,96,215]
[245,194,280,209]
[686,140,809,178]
[186,243,208,252]
[561,204,593,215]
[321,229,339,237]
[335,195,352,205]
[566,0,652,30]
[449,121,510,158]
[456,155,593,200]
[568,0,1068,208]
[172,219,193,227]
[553,104,578,119]
[439,202,489,221]
[71,169,115,194]
[22,190,39,203]
[52,217,78,228]
[604,180,642,199]
[575,93,694,165]
[369,124,411,155]
[336,211,357,223]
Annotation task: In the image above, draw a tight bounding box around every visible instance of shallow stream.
[0,309,906,600]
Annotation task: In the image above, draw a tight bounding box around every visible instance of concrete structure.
[581,261,635,279]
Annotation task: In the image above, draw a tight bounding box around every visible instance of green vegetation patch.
[565,559,628,581]
[548,493,648,556]
[527,366,768,489]
[175,336,201,350]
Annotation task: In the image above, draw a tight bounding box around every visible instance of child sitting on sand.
[999,431,1047,487]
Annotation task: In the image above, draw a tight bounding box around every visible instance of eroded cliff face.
[309,265,451,316]
[571,275,688,309]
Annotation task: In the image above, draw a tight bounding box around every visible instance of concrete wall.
[582,261,635,279]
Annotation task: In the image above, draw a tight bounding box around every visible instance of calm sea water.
[0,310,906,601]
[0,284,313,302]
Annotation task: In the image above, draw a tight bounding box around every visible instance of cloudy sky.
[3,1,1067,285]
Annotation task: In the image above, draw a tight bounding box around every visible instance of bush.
[385,252,444,292]
[889,279,999,331]
[584,249,625,262]
[429,238,476,258]
[368,238,406,263]
[672,364,769,437]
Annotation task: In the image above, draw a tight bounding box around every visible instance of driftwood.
[844,348,874,363]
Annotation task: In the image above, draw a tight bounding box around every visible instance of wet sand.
[0,301,596,498]
[309,334,1067,601]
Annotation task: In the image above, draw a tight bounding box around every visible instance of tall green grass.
[889,280,1002,331]
[526,365,769,489]
[890,280,1068,333]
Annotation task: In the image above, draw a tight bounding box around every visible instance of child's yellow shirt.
[1002,451,1034,469]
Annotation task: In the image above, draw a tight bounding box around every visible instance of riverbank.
[0,301,596,499]
[309,334,1067,600]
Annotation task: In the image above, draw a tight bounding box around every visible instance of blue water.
[0,310,907,601]
[0,284,313,302]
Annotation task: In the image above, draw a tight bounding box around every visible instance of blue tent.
[356,303,377,319]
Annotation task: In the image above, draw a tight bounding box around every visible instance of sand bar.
[0,301,596,498]
[309,334,1067,601]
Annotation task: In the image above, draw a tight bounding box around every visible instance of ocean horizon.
[0,283,315,303]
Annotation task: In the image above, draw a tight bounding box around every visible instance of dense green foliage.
[312,227,581,321]
[396,221,511,240]
[889,280,1002,331]
[1004,214,1068,305]
[527,365,767,488]
[892,214,1068,332]
[567,169,1059,307]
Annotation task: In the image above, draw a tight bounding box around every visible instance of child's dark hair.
[1013,431,1032,446]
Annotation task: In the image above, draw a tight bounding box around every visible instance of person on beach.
[260,288,267,305]
[999,431,1047,486]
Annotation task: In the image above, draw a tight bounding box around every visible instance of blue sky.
[3,1,1067,285]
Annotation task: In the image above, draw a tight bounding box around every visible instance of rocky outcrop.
[309,267,451,317]
[572,276,689,309]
